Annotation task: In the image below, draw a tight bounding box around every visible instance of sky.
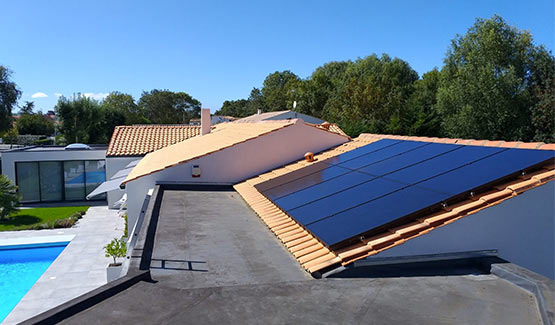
[1,0,553,113]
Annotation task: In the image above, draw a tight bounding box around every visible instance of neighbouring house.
[1,144,107,203]
[235,110,326,124]
[104,124,203,207]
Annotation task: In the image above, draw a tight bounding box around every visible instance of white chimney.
[201,108,211,135]
[257,109,261,115]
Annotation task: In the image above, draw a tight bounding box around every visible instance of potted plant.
[104,237,127,282]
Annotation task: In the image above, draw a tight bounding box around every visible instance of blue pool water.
[0,242,68,322]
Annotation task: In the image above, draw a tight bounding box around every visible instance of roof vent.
[257,109,262,115]
[65,143,91,150]
[304,152,316,162]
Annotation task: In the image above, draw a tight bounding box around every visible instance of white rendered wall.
[106,156,140,208]
[125,122,348,231]
[1,149,106,186]
[364,182,555,279]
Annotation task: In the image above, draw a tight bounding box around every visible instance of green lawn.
[0,206,89,231]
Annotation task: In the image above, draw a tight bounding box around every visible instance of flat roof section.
[148,188,310,289]
[58,275,542,324]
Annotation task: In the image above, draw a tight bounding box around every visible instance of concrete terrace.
[2,206,124,324]
[24,186,548,324]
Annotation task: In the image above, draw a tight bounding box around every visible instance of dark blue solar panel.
[323,139,401,165]
[418,148,555,195]
[306,186,450,246]
[258,139,554,247]
[331,141,429,170]
[273,170,375,211]
[378,145,506,185]
[287,178,406,225]
[358,143,463,177]
[263,165,352,200]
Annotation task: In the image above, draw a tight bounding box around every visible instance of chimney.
[257,109,261,115]
[201,108,211,135]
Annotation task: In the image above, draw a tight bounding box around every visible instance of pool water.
[0,243,68,322]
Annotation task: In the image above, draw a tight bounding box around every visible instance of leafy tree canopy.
[436,15,555,141]
[138,89,201,124]
[0,66,21,134]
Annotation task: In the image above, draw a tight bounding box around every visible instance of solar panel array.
[256,139,554,247]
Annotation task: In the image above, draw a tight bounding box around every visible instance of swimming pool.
[0,242,69,322]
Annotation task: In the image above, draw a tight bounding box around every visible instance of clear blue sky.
[1,0,553,113]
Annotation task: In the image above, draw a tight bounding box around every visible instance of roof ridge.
[358,133,555,150]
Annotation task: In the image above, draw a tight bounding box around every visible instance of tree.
[0,66,21,134]
[405,69,441,136]
[56,95,106,143]
[138,90,201,124]
[261,71,301,112]
[216,99,250,117]
[19,101,34,115]
[16,113,55,135]
[214,88,265,118]
[296,61,351,119]
[0,175,19,220]
[322,54,419,136]
[436,15,555,141]
[102,92,148,124]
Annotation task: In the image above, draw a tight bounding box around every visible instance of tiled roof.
[234,134,554,274]
[122,120,299,185]
[106,125,202,157]
[305,123,350,138]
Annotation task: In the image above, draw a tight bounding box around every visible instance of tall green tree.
[325,54,419,136]
[56,95,106,143]
[296,61,352,119]
[0,66,21,134]
[261,71,301,112]
[19,101,34,115]
[102,92,148,124]
[405,69,441,136]
[436,15,555,141]
[16,113,55,135]
[217,99,250,117]
[138,90,201,124]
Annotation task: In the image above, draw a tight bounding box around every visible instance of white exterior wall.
[364,182,555,279]
[125,122,348,231]
[1,148,106,186]
[105,156,140,208]
[269,112,325,125]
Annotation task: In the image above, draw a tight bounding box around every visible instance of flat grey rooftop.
[61,275,542,324]
[148,189,310,289]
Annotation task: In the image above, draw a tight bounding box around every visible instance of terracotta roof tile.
[234,134,554,274]
[106,125,202,157]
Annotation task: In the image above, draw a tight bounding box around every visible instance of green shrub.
[104,238,127,265]
[0,175,19,220]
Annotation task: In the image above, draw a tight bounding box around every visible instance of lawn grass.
[0,206,89,231]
